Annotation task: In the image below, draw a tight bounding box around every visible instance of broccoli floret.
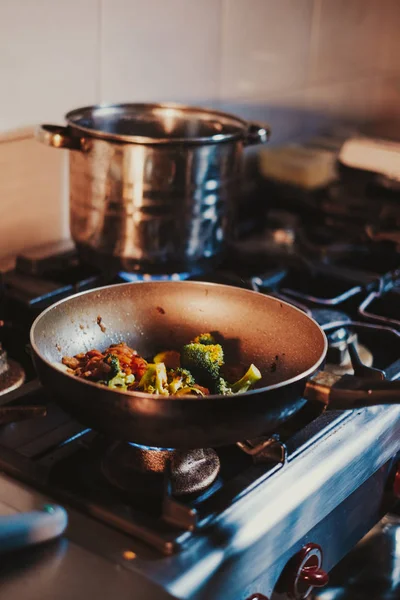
[181,343,224,385]
[138,362,169,395]
[192,333,216,345]
[167,367,195,394]
[108,372,135,390]
[230,364,262,394]
[103,354,121,379]
[101,354,135,390]
[215,377,233,395]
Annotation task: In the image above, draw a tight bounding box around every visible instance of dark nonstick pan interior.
[30,281,327,448]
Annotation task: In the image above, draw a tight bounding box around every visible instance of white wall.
[1,0,400,257]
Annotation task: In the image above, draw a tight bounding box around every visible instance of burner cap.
[101,442,220,497]
[170,449,221,496]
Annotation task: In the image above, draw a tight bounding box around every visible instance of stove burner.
[0,344,25,396]
[312,309,373,372]
[101,442,220,497]
[118,271,193,282]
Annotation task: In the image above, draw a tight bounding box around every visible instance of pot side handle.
[244,122,271,146]
[35,124,85,151]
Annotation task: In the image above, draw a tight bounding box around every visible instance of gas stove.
[0,234,399,600]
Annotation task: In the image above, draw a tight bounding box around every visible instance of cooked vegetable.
[181,342,224,384]
[130,355,148,379]
[138,362,168,395]
[215,377,233,395]
[62,332,261,396]
[175,386,204,396]
[192,333,216,345]
[103,354,121,380]
[108,372,135,390]
[101,354,135,390]
[230,364,262,394]
[167,367,195,394]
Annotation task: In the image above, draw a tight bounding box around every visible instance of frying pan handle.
[306,373,400,410]
[329,376,400,409]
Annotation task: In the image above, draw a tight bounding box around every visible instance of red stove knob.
[245,595,269,600]
[288,543,328,599]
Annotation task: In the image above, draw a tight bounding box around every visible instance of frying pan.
[30,281,400,449]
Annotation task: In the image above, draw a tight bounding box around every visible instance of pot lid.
[65,102,255,145]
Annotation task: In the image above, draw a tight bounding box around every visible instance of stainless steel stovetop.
[0,228,399,600]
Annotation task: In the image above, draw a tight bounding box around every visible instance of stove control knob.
[245,595,269,600]
[288,543,328,599]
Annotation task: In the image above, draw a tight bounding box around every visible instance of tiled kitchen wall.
[0,0,400,258]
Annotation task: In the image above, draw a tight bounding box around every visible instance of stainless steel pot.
[36,103,270,274]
